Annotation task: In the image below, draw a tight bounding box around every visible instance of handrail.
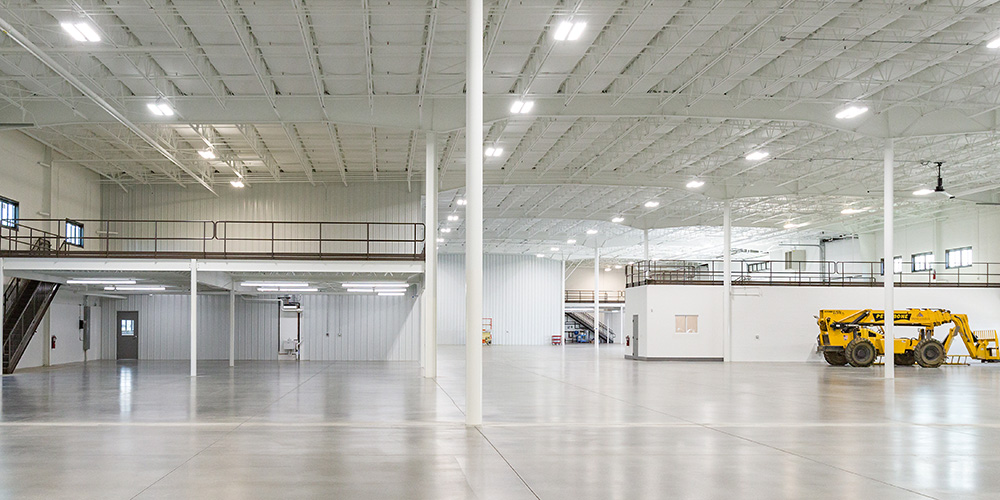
[564,289,626,302]
[625,259,1000,288]
[0,218,425,261]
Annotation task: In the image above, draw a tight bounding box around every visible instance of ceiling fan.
[914,161,1000,205]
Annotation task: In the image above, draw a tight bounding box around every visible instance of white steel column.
[884,140,895,379]
[228,287,235,367]
[425,132,438,379]
[643,229,650,260]
[190,259,198,377]
[465,0,484,427]
[723,201,733,362]
[594,247,600,349]
[560,257,566,347]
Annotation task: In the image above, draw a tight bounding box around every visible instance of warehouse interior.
[3,0,1000,498]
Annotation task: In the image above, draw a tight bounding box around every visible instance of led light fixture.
[745,151,769,161]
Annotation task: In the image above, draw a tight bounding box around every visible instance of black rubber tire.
[845,337,877,367]
[894,351,916,366]
[915,339,946,368]
[823,350,849,366]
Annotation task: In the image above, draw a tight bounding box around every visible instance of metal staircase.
[3,278,60,374]
[565,311,615,343]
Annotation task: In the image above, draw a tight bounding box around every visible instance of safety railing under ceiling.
[564,290,626,303]
[0,219,425,261]
[626,259,1000,288]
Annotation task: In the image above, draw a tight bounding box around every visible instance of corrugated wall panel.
[100,295,229,359]
[100,293,418,361]
[436,253,561,345]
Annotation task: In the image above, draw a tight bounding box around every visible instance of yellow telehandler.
[816,308,1000,368]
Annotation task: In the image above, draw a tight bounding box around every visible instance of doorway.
[632,314,639,357]
[116,311,139,360]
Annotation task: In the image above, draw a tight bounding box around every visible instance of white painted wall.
[565,264,625,292]
[99,292,420,361]
[18,292,101,370]
[628,284,1000,362]
[437,253,562,345]
[624,285,723,359]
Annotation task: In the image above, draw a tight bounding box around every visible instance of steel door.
[632,314,639,357]
[116,311,139,360]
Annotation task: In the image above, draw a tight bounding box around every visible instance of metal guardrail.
[626,259,1000,288]
[564,290,626,303]
[0,219,426,261]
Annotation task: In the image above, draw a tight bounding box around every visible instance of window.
[0,196,18,229]
[912,252,933,272]
[946,246,972,269]
[675,315,699,334]
[120,319,135,336]
[879,256,904,275]
[65,220,84,247]
[747,261,770,273]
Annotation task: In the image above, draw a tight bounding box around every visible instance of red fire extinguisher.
[626,336,630,346]
[51,335,57,349]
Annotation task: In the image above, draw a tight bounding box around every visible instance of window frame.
[912,252,933,272]
[0,195,18,230]
[879,256,904,276]
[945,246,973,269]
[64,219,84,248]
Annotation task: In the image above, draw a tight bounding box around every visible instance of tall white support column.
[594,247,600,349]
[723,201,733,362]
[560,257,566,346]
[884,140,895,380]
[228,287,235,367]
[465,0,484,427]
[425,132,438,379]
[643,229,650,260]
[190,259,198,377]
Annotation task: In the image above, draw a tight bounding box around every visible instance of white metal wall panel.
[100,295,230,359]
[436,253,562,345]
[101,183,420,255]
[100,293,418,361]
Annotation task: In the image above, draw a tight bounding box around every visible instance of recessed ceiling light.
[988,37,1000,49]
[230,179,245,188]
[436,237,444,243]
[536,253,545,258]
[782,222,809,229]
[686,180,705,189]
[440,227,451,233]
[614,264,623,269]
[835,105,869,120]
[586,229,598,235]
[913,188,934,196]
[485,147,495,157]
[604,267,612,272]
[567,239,577,244]
[241,282,310,287]
[644,200,660,208]
[611,216,625,223]
[447,214,459,221]
[745,151,769,161]
[510,100,534,114]
[456,198,467,206]
[199,149,216,159]
[61,22,100,42]
[550,247,559,251]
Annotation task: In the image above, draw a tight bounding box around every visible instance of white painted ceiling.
[3,0,1000,259]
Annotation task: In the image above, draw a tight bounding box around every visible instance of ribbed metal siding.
[436,253,561,345]
[298,294,420,361]
[100,295,230,359]
[100,293,418,361]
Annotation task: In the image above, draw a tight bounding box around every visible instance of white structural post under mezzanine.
[723,200,733,362]
[594,246,600,349]
[190,259,198,377]
[643,229,650,261]
[465,0,484,427]
[884,140,895,380]
[424,131,438,379]
[229,286,235,367]
[560,256,566,347]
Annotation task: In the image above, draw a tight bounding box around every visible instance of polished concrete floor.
[2,345,999,499]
